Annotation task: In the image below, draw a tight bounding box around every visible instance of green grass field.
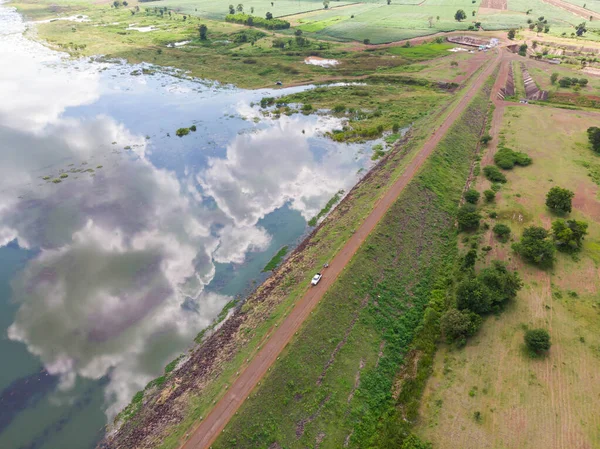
[417,105,600,449]
[209,72,493,449]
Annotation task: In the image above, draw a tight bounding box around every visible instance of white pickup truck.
[311,273,322,286]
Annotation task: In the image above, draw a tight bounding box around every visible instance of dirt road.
[180,50,503,449]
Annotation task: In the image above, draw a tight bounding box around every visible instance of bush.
[493,223,511,242]
[480,134,492,145]
[494,147,532,169]
[464,189,480,204]
[512,226,555,267]
[524,328,551,354]
[457,203,481,231]
[545,186,574,214]
[332,104,346,113]
[478,261,522,310]
[440,308,481,342]
[190,125,197,132]
[483,165,507,183]
[175,127,190,137]
[587,126,600,153]
[483,190,495,202]
[551,219,588,252]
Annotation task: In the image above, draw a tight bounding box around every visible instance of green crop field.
[155,0,359,20]
[210,74,493,449]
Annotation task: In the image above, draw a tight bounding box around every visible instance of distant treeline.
[225,13,290,30]
[139,0,162,3]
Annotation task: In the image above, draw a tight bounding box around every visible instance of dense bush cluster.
[483,165,507,183]
[494,147,532,169]
[225,13,290,30]
[512,226,555,267]
[558,77,588,88]
[587,126,600,153]
[441,261,523,346]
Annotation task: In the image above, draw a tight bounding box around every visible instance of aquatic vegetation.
[176,127,190,137]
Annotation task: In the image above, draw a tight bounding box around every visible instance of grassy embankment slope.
[417,105,600,448]
[208,73,495,449]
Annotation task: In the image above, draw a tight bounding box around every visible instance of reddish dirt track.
[180,50,503,449]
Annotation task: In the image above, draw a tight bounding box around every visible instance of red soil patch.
[573,181,600,221]
[480,0,507,10]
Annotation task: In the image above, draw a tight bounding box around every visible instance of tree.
[550,72,559,84]
[512,226,556,267]
[323,0,330,8]
[478,261,523,309]
[508,29,516,39]
[587,126,600,152]
[266,11,273,19]
[576,22,587,36]
[363,38,371,45]
[123,0,128,5]
[552,219,588,252]
[463,249,477,269]
[229,4,235,14]
[455,9,466,21]
[525,328,551,354]
[483,165,507,183]
[388,0,392,4]
[546,186,574,214]
[236,3,244,12]
[518,43,528,56]
[456,278,492,315]
[428,16,434,27]
[493,223,511,242]
[472,10,476,16]
[457,203,481,231]
[440,308,481,341]
[199,24,208,40]
[483,190,495,202]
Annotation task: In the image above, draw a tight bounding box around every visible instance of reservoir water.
[0,3,376,448]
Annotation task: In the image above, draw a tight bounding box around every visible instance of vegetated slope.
[210,77,494,449]
[98,91,449,449]
[417,106,600,448]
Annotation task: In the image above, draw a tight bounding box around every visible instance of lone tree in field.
[236,3,244,12]
[587,126,600,152]
[199,24,207,40]
[228,4,235,14]
[493,223,511,242]
[550,72,559,84]
[525,328,551,354]
[323,0,330,8]
[455,9,467,21]
[266,11,273,19]
[508,29,516,39]
[576,22,587,36]
[512,226,555,268]
[428,16,434,27]
[546,186,574,214]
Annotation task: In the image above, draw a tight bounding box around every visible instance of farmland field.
[417,105,600,449]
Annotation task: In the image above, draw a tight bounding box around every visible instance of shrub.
[494,147,532,169]
[545,186,574,214]
[175,127,190,137]
[190,125,197,132]
[524,328,551,354]
[464,189,480,204]
[457,203,481,231]
[483,189,495,202]
[551,219,588,252]
[493,223,511,242]
[483,165,507,183]
[512,226,555,267]
[480,134,492,145]
[332,104,346,113]
[587,126,600,153]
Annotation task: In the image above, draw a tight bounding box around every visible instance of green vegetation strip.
[308,190,344,226]
[212,73,493,449]
[262,246,289,272]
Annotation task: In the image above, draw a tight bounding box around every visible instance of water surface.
[0,4,376,448]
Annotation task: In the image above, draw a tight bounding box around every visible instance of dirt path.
[179,49,503,449]
[541,0,600,20]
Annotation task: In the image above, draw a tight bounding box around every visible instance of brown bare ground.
[479,0,507,11]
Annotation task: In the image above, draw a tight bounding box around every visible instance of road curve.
[181,49,503,449]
